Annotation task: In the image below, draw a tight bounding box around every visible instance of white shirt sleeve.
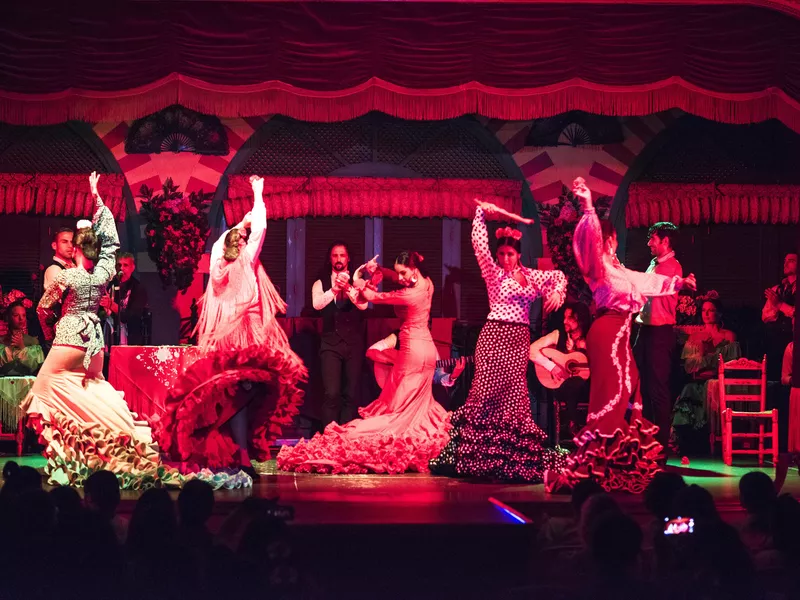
[312,279,335,311]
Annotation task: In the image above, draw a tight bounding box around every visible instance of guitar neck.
[436,356,473,369]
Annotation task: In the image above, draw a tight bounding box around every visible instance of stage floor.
[1,455,797,525]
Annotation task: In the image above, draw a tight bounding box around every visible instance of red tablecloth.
[109,345,202,422]
[109,317,455,423]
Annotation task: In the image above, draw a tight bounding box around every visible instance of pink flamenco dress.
[21,197,182,490]
[153,189,307,471]
[277,277,451,474]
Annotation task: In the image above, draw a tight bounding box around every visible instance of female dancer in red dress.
[155,176,306,478]
[430,203,568,482]
[545,179,697,493]
[277,251,450,474]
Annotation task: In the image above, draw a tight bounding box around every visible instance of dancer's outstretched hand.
[474,199,499,215]
[543,291,561,314]
[89,171,100,197]
[365,254,380,275]
[572,177,592,209]
[679,273,697,292]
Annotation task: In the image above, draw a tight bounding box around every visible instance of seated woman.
[0,300,44,376]
[671,298,739,453]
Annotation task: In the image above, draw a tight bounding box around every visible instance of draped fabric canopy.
[1,3,800,129]
[0,174,128,221]
[627,183,800,227]
[224,176,522,223]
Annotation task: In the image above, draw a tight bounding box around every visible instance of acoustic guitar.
[532,347,590,389]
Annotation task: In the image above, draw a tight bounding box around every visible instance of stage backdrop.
[1,3,800,130]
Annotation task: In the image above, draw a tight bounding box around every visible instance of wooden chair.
[718,355,777,466]
[552,393,589,445]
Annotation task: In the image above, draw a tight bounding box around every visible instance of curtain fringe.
[627,183,800,226]
[0,174,127,221]
[224,175,522,222]
[1,76,799,134]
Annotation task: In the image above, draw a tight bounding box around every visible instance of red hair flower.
[495,227,522,241]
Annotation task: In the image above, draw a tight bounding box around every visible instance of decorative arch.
[0,121,138,250]
[610,115,688,257]
[610,113,800,255]
[65,122,139,251]
[210,113,543,256]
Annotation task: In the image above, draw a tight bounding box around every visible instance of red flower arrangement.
[540,184,612,305]
[677,289,720,325]
[139,178,212,293]
[2,289,33,311]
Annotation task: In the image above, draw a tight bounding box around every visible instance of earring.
[410,276,418,285]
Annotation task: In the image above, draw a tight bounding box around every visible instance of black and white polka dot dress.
[430,207,569,482]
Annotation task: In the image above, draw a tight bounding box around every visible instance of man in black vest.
[43,227,75,289]
[312,241,368,429]
[41,226,75,354]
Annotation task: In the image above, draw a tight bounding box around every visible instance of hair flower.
[495,226,522,241]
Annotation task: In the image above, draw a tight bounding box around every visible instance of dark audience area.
[1,462,799,600]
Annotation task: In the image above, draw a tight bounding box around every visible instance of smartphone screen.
[664,516,694,535]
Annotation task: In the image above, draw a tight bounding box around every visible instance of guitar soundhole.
[565,361,577,375]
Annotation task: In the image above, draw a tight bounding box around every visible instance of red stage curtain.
[0,174,127,221]
[627,183,800,226]
[1,4,799,129]
[224,176,522,223]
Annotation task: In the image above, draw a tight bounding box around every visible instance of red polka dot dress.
[430,207,569,482]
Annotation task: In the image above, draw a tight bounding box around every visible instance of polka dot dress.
[470,207,567,325]
[430,321,568,482]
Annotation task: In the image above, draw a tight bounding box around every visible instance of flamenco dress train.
[277,278,450,474]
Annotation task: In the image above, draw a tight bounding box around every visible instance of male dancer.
[311,242,368,429]
[635,222,682,459]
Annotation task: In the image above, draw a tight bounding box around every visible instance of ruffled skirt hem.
[545,419,663,494]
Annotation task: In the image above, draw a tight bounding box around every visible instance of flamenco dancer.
[155,176,306,480]
[21,173,178,488]
[277,251,450,474]
[430,201,568,482]
[545,178,697,494]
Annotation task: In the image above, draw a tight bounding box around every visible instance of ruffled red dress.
[154,194,307,469]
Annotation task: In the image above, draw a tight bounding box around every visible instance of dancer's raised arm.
[88,172,120,286]
[245,175,267,264]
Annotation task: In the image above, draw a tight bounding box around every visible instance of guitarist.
[367,330,467,389]
[531,302,591,436]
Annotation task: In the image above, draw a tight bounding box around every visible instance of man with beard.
[311,242,369,429]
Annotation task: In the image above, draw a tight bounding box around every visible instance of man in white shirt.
[311,242,368,430]
[634,221,682,457]
[41,226,75,354]
[43,227,75,289]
